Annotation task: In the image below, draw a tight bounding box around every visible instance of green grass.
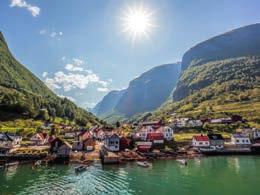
[174,132,231,142]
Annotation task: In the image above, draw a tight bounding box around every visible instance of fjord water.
[1,156,260,195]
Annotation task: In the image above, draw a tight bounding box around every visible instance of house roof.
[193,135,209,141]
[207,134,224,140]
[147,132,164,140]
[106,134,120,139]
[232,134,249,138]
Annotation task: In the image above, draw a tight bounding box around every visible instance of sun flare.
[121,5,155,41]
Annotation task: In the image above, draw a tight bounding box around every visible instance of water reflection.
[1,157,260,195]
[227,157,240,174]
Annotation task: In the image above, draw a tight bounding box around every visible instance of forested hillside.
[0,32,101,126]
[134,24,260,126]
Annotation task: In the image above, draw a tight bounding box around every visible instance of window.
[242,140,245,143]
[246,140,248,143]
[199,142,203,145]
[236,139,239,143]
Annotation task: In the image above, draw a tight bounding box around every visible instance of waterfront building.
[30,133,49,145]
[50,137,72,157]
[207,133,224,149]
[104,134,120,152]
[192,135,210,148]
[231,134,251,147]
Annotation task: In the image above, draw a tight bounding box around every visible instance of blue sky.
[1,0,260,109]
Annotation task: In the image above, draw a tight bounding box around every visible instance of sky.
[0,0,260,109]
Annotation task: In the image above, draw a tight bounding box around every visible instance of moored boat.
[176,159,187,165]
[75,165,87,173]
[136,161,152,168]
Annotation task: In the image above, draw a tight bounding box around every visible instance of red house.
[120,136,129,150]
[146,132,164,147]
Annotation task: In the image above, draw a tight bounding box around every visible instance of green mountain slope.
[0,32,101,126]
[136,24,260,126]
[93,62,181,123]
[115,63,181,117]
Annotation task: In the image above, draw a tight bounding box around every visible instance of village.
[1,115,260,169]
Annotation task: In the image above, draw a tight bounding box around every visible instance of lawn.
[174,132,231,142]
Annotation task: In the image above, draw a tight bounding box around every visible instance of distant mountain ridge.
[92,89,126,117]
[138,23,260,125]
[93,63,181,120]
[0,31,101,125]
[173,23,260,101]
[181,23,260,72]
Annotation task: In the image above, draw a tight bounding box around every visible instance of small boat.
[136,161,151,168]
[35,160,42,166]
[75,165,87,173]
[176,159,187,165]
[199,146,216,153]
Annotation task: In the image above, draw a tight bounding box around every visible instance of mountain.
[0,31,101,126]
[93,63,181,121]
[116,63,181,117]
[144,24,260,125]
[173,23,260,101]
[92,89,126,117]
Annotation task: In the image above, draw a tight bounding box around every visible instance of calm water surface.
[1,156,260,195]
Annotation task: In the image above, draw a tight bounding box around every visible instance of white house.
[231,134,251,146]
[192,135,210,148]
[104,134,120,152]
[137,126,155,141]
[252,128,260,139]
[241,128,260,140]
[188,120,203,127]
[156,126,174,141]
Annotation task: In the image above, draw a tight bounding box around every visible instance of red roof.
[193,135,209,141]
[147,132,164,141]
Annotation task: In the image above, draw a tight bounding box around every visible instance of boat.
[136,161,151,168]
[176,159,187,165]
[199,146,216,153]
[35,160,42,166]
[75,165,87,173]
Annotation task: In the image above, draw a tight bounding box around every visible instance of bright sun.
[121,5,155,41]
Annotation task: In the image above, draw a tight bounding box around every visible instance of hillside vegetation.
[0,32,101,126]
[133,24,260,129]
[93,63,181,123]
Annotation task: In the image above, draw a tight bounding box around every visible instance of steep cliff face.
[173,23,260,101]
[181,23,260,71]
[115,63,181,117]
[92,90,126,117]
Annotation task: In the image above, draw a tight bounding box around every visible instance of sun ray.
[121,4,155,42]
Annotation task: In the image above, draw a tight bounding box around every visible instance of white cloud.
[45,71,108,92]
[58,94,75,102]
[10,0,40,17]
[65,63,84,72]
[39,29,63,39]
[42,72,48,78]
[45,78,61,90]
[73,58,84,66]
[97,87,109,92]
[44,58,110,92]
